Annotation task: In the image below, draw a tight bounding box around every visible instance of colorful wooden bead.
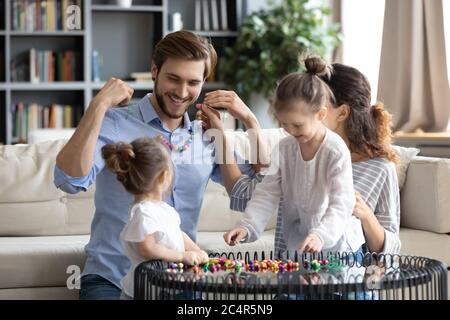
[166,255,344,275]
[311,260,321,271]
[304,260,311,269]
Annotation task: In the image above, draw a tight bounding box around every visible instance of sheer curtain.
[378,0,450,132]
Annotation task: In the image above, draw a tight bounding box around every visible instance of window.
[341,0,449,129]
[445,0,450,130]
[444,0,450,84]
[341,0,385,104]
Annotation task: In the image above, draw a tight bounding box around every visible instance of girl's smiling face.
[275,101,327,144]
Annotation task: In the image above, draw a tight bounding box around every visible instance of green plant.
[224,0,342,101]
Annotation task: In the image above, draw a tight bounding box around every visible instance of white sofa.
[0,129,449,299]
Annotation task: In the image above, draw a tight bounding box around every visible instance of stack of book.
[11,0,82,32]
[11,49,81,82]
[130,72,153,83]
[195,0,229,31]
[12,102,83,143]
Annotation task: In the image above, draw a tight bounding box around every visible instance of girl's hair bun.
[304,55,332,80]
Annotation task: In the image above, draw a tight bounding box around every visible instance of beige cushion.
[400,228,450,266]
[224,128,288,163]
[0,287,79,300]
[392,145,420,189]
[0,235,89,289]
[198,181,276,232]
[400,156,450,233]
[0,140,95,236]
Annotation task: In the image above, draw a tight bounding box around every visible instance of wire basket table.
[134,251,448,300]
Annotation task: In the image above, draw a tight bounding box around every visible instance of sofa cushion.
[400,228,450,266]
[400,156,450,234]
[0,235,89,289]
[0,287,79,300]
[0,140,95,236]
[391,145,420,190]
[198,181,276,232]
[224,128,288,164]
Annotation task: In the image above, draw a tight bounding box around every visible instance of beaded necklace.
[160,127,194,153]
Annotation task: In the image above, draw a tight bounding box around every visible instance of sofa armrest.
[400,156,450,233]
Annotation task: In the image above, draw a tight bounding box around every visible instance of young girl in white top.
[224,56,365,255]
[102,137,209,300]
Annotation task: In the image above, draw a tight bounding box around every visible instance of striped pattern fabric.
[230,158,401,254]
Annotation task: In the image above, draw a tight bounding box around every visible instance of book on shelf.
[12,102,83,143]
[11,0,82,32]
[130,72,153,83]
[202,0,210,30]
[220,0,228,30]
[11,49,81,82]
[210,0,220,31]
[193,0,229,32]
[195,0,201,31]
[11,51,30,83]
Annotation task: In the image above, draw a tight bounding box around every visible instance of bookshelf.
[0,0,246,144]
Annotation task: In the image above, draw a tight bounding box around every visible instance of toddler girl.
[102,137,208,299]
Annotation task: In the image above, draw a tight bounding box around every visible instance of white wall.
[245,0,281,128]
[246,0,280,13]
[342,0,385,104]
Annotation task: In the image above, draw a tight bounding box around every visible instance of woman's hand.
[196,104,224,132]
[223,227,248,246]
[353,191,373,221]
[203,90,257,128]
[298,233,323,253]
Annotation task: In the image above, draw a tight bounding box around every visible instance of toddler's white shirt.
[120,200,184,297]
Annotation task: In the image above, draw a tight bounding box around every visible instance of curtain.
[330,0,343,63]
[378,0,450,132]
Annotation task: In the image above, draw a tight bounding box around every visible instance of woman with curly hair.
[200,58,400,255]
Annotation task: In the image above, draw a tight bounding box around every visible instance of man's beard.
[154,79,192,119]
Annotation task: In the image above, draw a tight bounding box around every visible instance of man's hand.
[203,90,257,127]
[223,227,248,246]
[91,78,134,111]
[298,233,323,253]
